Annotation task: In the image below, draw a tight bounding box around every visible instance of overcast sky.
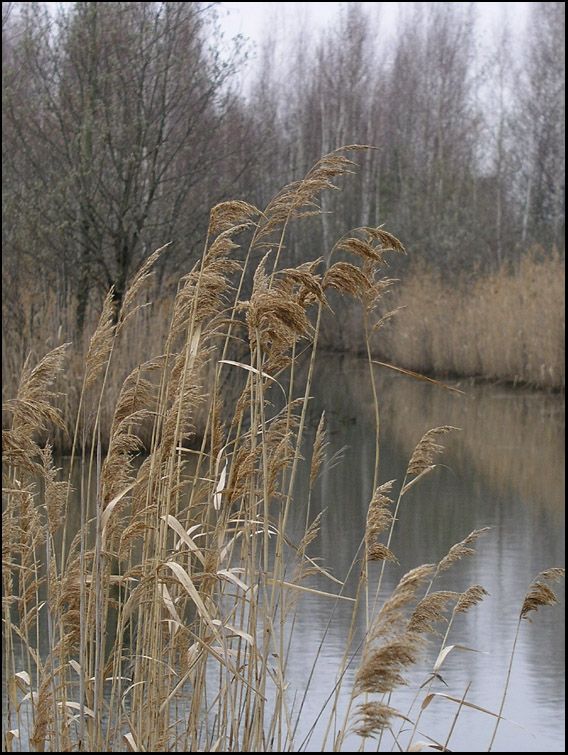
[44,1,531,82]
[217,1,530,51]
[212,1,532,98]
[46,2,531,54]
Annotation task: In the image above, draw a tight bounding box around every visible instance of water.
[3,353,565,752]
[283,353,565,753]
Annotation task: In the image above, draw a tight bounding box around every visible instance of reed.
[318,250,565,390]
[372,252,565,390]
[2,151,563,752]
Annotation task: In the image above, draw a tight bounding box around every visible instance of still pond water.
[287,354,565,753]
[3,353,565,752]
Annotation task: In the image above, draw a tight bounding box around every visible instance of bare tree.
[3,1,246,332]
[512,1,565,249]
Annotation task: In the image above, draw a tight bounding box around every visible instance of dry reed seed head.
[208,200,260,237]
[2,429,42,473]
[366,480,395,534]
[197,259,241,314]
[14,343,69,407]
[109,410,155,458]
[407,591,460,635]
[210,389,226,464]
[368,564,436,646]
[331,226,404,286]
[101,433,144,515]
[119,519,156,559]
[157,350,208,461]
[521,583,560,618]
[159,398,200,463]
[536,567,565,583]
[437,528,492,573]
[275,262,325,306]
[264,351,295,376]
[521,569,565,619]
[119,243,170,330]
[353,702,407,738]
[332,143,373,153]
[169,346,202,392]
[241,257,318,357]
[407,426,459,477]
[85,288,116,389]
[251,250,271,292]
[111,369,158,430]
[310,412,328,487]
[372,275,399,296]
[367,543,398,563]
[5,484,45,558]
[365,273,400,314]
[365,226,406,254]
[58,556,83,613]
[297,259,329,308]
[1,504,18,564]
[336,236,386,264]
[20,597,47,637]
[170,275,200,338]
[372,305,405,334]
[365,481,397,562]
[231,384,251,430]
[292,176,337,204]
[4,399,64,441]
[205,233,240,263]
[6,344,69,442]
[314,152,358,172]
[397,564,437,594]
[266,432,298,498]
[227,442,258,504]
[30,671,53,752]
[298,511,324,554]
[245,290,313,355]
[258,196,328,240]
[323,261,373,300]
[256,152,358,240]
[455,585,490,614]
[130,455,153,516]
[22,569,44,602]
[171,259,241,337]
[255,208,290,242]
[355,633,425,696]
[40,444,69,535]
[254,410,302,496]
[266,402,302,437]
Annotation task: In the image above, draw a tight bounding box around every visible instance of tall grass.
[367,253,564,389]
[2,150,564,752]
[1,290,216,454]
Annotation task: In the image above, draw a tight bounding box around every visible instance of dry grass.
[2,151,564,752]
[1,293,219,453]
[319,250,565,390]
[374,252,565,389]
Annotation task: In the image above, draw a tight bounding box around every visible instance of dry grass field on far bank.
[321,251,565,391]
